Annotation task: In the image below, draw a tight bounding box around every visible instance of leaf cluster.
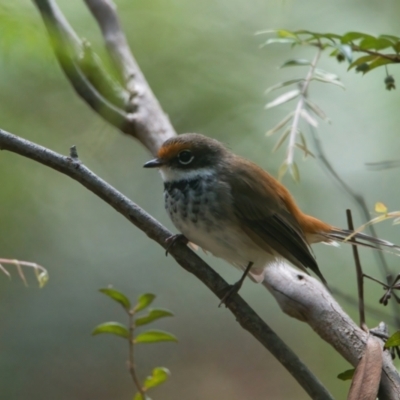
[92,288,176,400]
[261,30,400,81]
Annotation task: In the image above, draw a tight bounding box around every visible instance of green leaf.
[143,367,171,390]
[92,322,129,339]
[134,329,178,344]
[265,89,300,109]
[314,69,340,81]
[278,161,288,181]
[36,270,49,288]
[265,79,303,94]
[329,48,340,57]
[300,109,318,127]
[279,59,310,68]
[290,162,300,183]
[135,293,156,312]
[379,34,400,43]
[305,99,329,121]
[272,127,291,152]
[266,113,294,136]
[368,57,394,72]
[262,38,297,46]
[337,368,355,381]
[133,393,150,400]
[360,37,393,50]
[384,331,400,348]
[99,288,131,311]
[135,309,174,327]
[312,76,345,89]
[348,55,378,71]
[295,143,315,159]
[341,32,373,44]
[276,30,299,39]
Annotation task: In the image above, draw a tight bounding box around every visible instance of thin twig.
[128,311,145,398]
[0,128,334,400]
[307,122,400,329]
[346,209,367,331]
[330,287,397,326]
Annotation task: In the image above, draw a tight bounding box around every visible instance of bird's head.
[143,133,227,182]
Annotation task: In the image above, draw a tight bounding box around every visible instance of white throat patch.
[159,167,215,182]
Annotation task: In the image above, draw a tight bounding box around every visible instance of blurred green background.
[1,0,400,399]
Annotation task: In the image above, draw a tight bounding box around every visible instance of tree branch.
[262,264,400,399]
[0,128,332,400]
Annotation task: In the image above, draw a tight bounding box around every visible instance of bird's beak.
[143,158,164,168]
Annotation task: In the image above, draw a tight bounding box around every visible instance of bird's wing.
[224,158,327,284]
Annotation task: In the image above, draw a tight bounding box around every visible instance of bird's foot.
[218,280,243,308]
[165,234,188,256]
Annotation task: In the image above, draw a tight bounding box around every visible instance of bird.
[144,133,400,302]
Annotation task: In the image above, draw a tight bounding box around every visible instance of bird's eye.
[178,150,194,165]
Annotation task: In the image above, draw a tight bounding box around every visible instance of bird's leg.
[219,262,254,307]
[165,234,189,256]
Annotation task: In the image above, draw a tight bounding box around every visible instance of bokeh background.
[1,0,400,399]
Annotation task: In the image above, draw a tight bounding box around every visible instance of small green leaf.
[295,143,315,159]
[266,113,294,136]
[373,38,394,50]
[36,270,49,288]
[143,367,170,390]
[290,162,300,183]
[300,109,318,127]
[265,79,303,94]
[384,331,400,348]
[135,309,174,327]
[276,30,298,39]
[265,89,300,109]
[135,293,156,312]
[272,127,291,152]
[99,288,131,310]
[279,59,310,68]
[368,57,394,72]
[133,393,150,400]
[348,55,378,71]
[134,329,178,344]
[278,161,288,181]
[314,69,340,81]
[305,99,329,121]
[312,76,345,89]
[359,37,393,51]
[262,38,297,47]
[92,322,129,339]
[378,34,400,43]
[337,368,355,381]
[341,32,372,44]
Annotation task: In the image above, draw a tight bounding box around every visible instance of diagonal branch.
[0,128,332,400]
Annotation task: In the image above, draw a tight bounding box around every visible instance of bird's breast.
[163,175,269,269]
[164,175,230,231]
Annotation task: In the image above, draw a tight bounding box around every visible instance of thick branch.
[263,263,400,399]
[0,128,332,400]
[33,0,175,155]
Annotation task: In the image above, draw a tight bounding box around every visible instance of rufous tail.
[322,228,400,254]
